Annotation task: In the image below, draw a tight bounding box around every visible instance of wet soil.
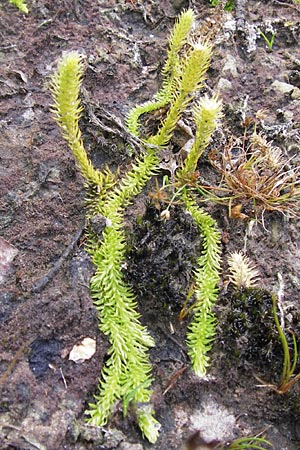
[0,0,300,449]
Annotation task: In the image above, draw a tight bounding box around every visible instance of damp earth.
[1,1,300,449]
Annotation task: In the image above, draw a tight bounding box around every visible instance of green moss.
[221,287,277,363]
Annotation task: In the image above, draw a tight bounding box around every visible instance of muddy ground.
[1,0,300,449]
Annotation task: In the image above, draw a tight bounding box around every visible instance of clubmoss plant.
[51,7,223,440]
[127,8,195,138]
[146,95,222,375]
[51,52,160,443]
[128,13,212,148]
[174,96,222,376]
[227,251,260,289]
[180,194,221,375]
[127,11,222,377]
[8,0,28,13]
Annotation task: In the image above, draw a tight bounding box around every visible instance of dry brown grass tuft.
[197,131,300,221]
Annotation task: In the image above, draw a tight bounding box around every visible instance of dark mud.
[0,1,300,449]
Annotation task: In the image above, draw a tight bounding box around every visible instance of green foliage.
[127,9,195,138]
[226,436,272,449]
[181,195,221,376]
[86,211,160,442]
[147,43,211,147]
[51,52,160,443]
[51,7,223,441]
[187,431,272,449]
[8,0,28,13]
[209,0,235,11]
[259,29,276,51]
[272,294,300,393]
[256,294,300,394]
[178,95,222,179]
[162,8,195,78]
[127,10,211,147]
[128,10,222,377]
[51,53,114,188]
[174,95,222,376]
